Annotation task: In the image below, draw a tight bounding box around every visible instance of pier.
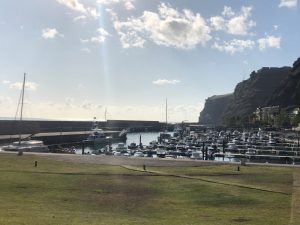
[0,130,123,145]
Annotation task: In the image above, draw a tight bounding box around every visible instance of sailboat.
[2,74,49,153]
[158,99,171,143]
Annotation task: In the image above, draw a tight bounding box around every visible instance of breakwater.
[0,119,169,135]
[0,119,173,145]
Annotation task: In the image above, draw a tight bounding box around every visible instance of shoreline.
[1,151,300,168]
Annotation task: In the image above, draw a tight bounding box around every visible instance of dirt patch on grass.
[75,175,157,214]
[232,217,251,222]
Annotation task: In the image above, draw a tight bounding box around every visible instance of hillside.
[222,66,291,124]
[198,94,233,125]
[267,58,300,108]
[199,66,291,126]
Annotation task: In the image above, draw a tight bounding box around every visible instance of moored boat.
[2,140,48,152]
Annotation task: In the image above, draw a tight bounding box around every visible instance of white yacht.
[86,128,111,144]
[86,119,112,145]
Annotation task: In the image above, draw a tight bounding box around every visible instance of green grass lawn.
[0,154,297,225]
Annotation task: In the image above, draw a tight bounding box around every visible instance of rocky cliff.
[199,94,233,125]
[267,58,300,108]
[222,66,291,123]
[199,66,291,126]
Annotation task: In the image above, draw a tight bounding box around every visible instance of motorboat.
[245,148,256,155]
[87,129,109,143]
[190,151,202,159]
[115,143,127,152]
[158,132,171,143]
[227,142,238,151]
[2,140,48,153]
[133,151,144,157]
[128,142,138,150]
[268,137,277,146]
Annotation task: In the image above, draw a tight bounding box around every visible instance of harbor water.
[76,132,164,154]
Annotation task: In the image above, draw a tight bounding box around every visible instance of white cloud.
[91,28,110,43]
[81,28,110,44]
[42,28,63,39]
[2,80,10,84]
[57,0,99,19]
[10,82,38,91]
[210,6,256,36]
[124,1,135,10]
[257,35,281,50]
[213,39,255,54]
[210,16,225,31]
[105,8,118,20]
[74,15,87,21]
[279,0,297,8]
[152,79,181,85]
[97,0,136,11]
[222,6,235,17]
[117,31,146,48]
[113,3,211,49]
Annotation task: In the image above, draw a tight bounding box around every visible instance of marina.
[71,127,300,165]
[1,105,300,165]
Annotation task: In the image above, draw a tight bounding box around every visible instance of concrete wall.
[0,120,165,135]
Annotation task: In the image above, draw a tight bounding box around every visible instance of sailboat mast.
[19,73,26,144]
[166,98,168,130]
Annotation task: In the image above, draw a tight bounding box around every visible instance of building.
[292,108,300,115]
[255,106,280,125]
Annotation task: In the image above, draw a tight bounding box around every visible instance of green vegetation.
[0,154,298,225]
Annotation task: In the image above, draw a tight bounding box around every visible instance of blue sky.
[0,0,299,122]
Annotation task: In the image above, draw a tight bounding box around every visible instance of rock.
[267,58,300,108]
[199,94,233,126]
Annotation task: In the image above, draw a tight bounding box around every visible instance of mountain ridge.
[199,59,299,126]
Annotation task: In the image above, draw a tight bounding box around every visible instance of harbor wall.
[0,120,165,135]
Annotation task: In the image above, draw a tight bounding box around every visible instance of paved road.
[1,151,300,168]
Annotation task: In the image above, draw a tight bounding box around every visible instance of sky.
[0,0,299,122]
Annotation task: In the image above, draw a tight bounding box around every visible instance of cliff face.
[199,94,233,125]
[199,66,291,126]
[222,66,291,123]
[267,58,300,107]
